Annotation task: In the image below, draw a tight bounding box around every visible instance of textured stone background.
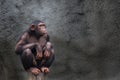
[0,0,120,80]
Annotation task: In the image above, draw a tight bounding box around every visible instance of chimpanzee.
[15,20,55,76]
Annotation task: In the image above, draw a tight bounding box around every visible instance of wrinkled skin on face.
[37,22,47,35]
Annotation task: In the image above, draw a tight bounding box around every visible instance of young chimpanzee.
[15,20,55,76]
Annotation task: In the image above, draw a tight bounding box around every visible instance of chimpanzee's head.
[29,20,47,36]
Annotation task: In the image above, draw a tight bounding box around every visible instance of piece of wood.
[37,73,46,80]
[28,72,46,80]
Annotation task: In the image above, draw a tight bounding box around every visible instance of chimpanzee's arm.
[15,32,36,55]
[43,35,55,68]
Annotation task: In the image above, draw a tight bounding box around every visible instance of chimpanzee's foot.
[41,67,49,74]
[29,67,41,76]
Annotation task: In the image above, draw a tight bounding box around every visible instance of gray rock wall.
[0,0,120,80]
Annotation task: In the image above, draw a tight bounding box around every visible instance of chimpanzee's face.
[37,22,47,35]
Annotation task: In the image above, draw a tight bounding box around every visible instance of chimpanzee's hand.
[35,43,43,60]
[36,52,42,60]
[44,50,50,58]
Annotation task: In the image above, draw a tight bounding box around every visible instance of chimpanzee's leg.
[20,48,37,70]
[43,53,55,67]
[42,42,55,67]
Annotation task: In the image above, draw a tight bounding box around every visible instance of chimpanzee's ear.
[30,24,35,31]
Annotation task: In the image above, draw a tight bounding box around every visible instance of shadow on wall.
[0,39,24,80]
[47,36,120,80]
[0,55,7,80]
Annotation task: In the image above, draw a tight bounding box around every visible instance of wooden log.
[28,72,46,80]
[37,73,46,80]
